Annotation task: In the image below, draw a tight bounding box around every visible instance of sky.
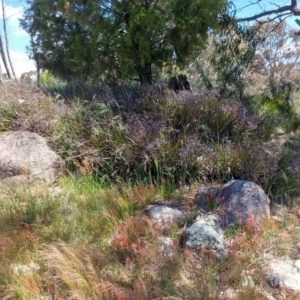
[235,0,299,26]
[0,0,299,78]
[0,0,35,77]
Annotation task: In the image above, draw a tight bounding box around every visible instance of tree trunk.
[269,72,277,97]
[36,57,41,88]
[29,30,41,87]
[0,61,3,84]
[0,33,11,79]
[1,0,17,81]
[137,63,152,85]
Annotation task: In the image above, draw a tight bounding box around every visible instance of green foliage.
[2,81,298,203]
[212,23,260,99]
[0,102,16,132]
[21,0,227,84]
[52,98,131,178]
[187,20,261,98]
[171,98,249,142]
[252,21,300,98]
[246,94,300,134]
[40,82,291,192]
[40,69,61,87]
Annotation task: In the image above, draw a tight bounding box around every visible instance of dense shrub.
[1,82,299,201]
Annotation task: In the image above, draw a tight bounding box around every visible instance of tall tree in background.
[252,22,300,79]
[0,56,3,83]
[187,3,260,100]
[1,0,17,81]
[21,0,227,85]
[20,4,42,87]
[0,28,10,80]
[0,0,11,80]
[211,22,260,100]
[247,21,300,101]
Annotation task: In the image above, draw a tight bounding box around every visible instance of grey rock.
[144,204,185,228]
[265,258,300,292]
[219,180,270,228]
[185,214,227,259]
[157,236,175,257]
[266,273,284,289]
[0,131,64,184]
[196,185,221,212]
[295,259,300,269]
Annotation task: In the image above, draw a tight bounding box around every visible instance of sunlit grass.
[0,174,298,298]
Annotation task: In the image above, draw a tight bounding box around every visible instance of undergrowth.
[1,82,300,203]
[0,177,298,299]
[1,79,300,297]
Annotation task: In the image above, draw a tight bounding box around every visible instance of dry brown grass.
[0,82,68,136]
[0,178,298,299]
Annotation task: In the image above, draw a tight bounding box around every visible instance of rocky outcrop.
[144,180,271,259]
[144,204,227,258]
[0,131,64,184]
[196,180,271,228]
[218,180,270,228]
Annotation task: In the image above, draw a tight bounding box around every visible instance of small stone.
[144,204,185,228]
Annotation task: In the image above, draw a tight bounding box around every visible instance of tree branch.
[238,0,300,22]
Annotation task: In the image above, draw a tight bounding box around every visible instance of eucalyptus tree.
[1,0,17,80]
[0,0,12,80]
[249,21,300,103]
[21,0,227,85]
